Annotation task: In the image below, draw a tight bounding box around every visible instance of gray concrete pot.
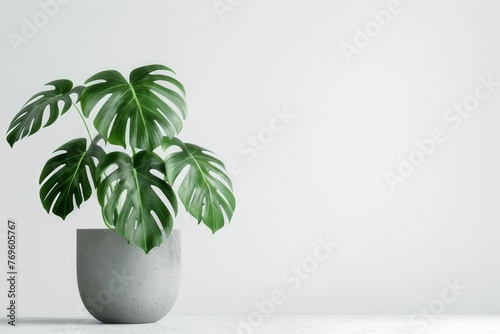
[77,229,181,324]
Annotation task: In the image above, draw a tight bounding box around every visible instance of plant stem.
[73,103,93,141]
[73,102,115,230]
[131,147,137,155]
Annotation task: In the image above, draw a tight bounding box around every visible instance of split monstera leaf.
[6,64,236,253]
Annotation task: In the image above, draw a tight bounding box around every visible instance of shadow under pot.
[77,229,181,324]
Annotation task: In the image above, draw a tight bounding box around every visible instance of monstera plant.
[6,64,236,253]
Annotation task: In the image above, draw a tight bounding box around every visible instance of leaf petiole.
[73,102,92,141]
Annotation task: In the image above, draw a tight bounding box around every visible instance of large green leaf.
[39,136,105,220]
[80,64,187,152]
[6,80,83,147]
[162,138,236,233]
[97,150,178,253]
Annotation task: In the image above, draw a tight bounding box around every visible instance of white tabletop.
[1,314,500,334]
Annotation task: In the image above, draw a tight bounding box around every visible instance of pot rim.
[77,228,181,235]
[77,228,181,230]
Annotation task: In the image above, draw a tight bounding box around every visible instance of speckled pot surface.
[77,229,181,324]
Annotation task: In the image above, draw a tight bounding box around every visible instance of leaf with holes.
[162,137,236,233]
[39,136,105,220]
[97,150,178,253]
[80,64,187,151]
[6,80,83,147]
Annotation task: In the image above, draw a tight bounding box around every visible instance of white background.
[1,0,500,315]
